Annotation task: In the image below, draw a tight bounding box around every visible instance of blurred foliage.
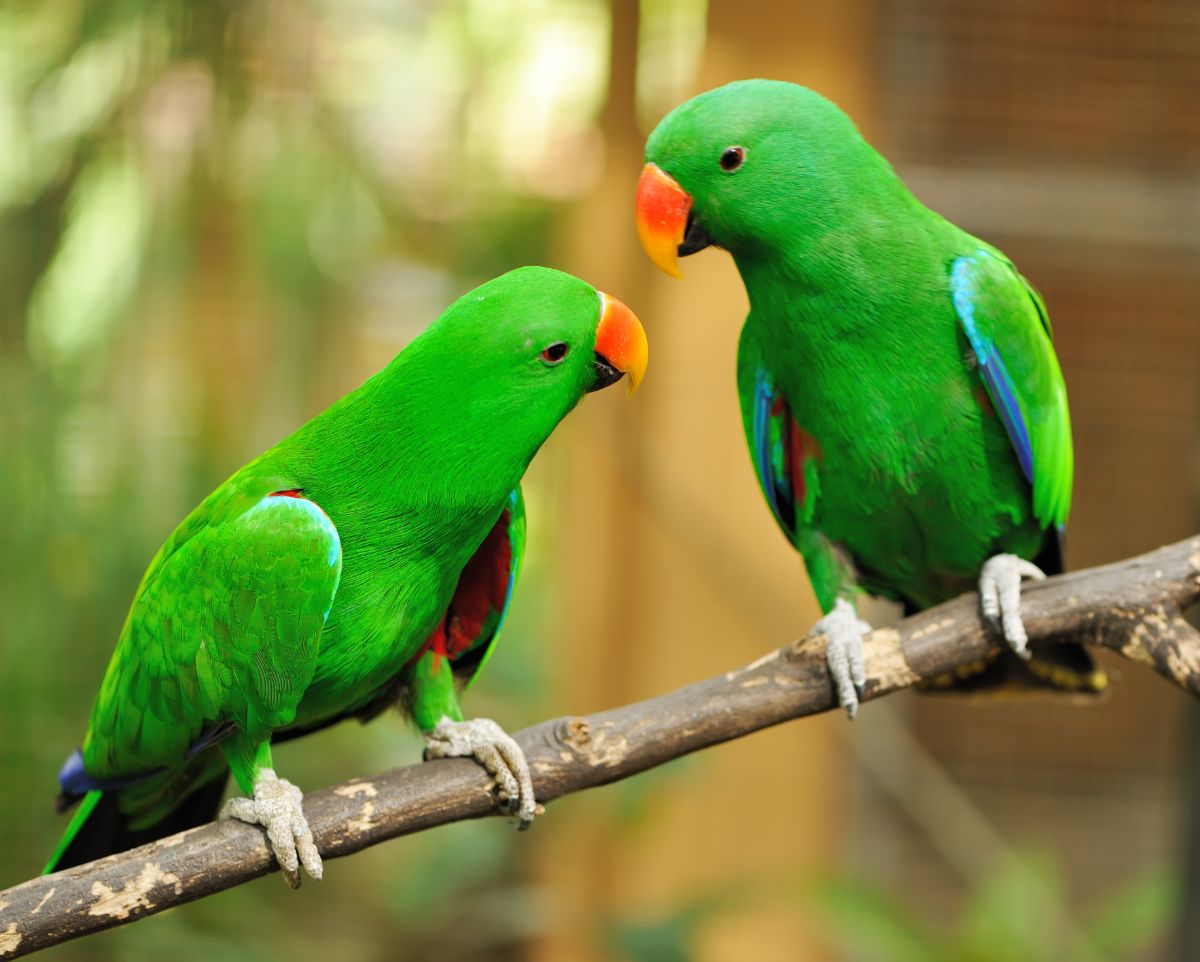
[806,852,1180,962]
[609,898,718,962]
[601,852,1179,962]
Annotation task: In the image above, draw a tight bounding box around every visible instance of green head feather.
[645,80,915,273]
[297,264,640,511]
[409,265,608,413]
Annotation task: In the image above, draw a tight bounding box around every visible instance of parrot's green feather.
[646,80,1098,692]
[48,266,619,871]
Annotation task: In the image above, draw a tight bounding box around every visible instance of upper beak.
[635,163,691,279]
[592,291,649,395]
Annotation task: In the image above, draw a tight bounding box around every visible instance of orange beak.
[594,291,649,395]
[635,163,691,279]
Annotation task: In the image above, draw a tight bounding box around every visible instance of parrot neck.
[299,355,540,518]
[732,177,941,345]
[731,143,932,310]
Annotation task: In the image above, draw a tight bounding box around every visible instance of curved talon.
[221,768,322,888]
[979,553,1046,659]
[815,598,872,719]
[424,717,538,828]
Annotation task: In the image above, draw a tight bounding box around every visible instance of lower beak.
[591,292,649,395]
[635,163,691,278]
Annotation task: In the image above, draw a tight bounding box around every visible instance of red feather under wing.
[412,508,514,674]
[445,509,512,658]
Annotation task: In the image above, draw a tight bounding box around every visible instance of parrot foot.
[221,768,322,888]
[814,598,871,719]
[424,717,538,829]
[979,553,1047,659]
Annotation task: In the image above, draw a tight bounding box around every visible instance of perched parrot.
[47,266,648,884]
[635,80,1103,715]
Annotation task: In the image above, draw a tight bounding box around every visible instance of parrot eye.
[540,342,570,365]
[719,146,746,172]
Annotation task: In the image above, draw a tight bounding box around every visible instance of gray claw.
[815,598,872,718]
[221,768,322,887]
[979,553,1046,659]
[424,717,538,828]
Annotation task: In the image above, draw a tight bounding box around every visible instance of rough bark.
[2,536,1199,958]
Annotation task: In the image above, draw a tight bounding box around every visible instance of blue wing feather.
[951,253,1035,485]
[753,368,788,528]
[750,367,815,540]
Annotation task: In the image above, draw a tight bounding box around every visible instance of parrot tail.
[45,764,229,874]
[917,642,1107,699]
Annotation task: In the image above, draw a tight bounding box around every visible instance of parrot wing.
[949,248,1073,530]
[76,490,343,786]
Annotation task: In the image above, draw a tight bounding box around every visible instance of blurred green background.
[1,1,1197,960]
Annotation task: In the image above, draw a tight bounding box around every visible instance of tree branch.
[3,536,1199,958]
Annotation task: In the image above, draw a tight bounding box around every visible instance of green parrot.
[634,80,1103,715]
[47,266,648,884]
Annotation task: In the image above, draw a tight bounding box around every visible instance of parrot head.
[635,80,886,278]
[399,266,647,464]
[431,265,646,393]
